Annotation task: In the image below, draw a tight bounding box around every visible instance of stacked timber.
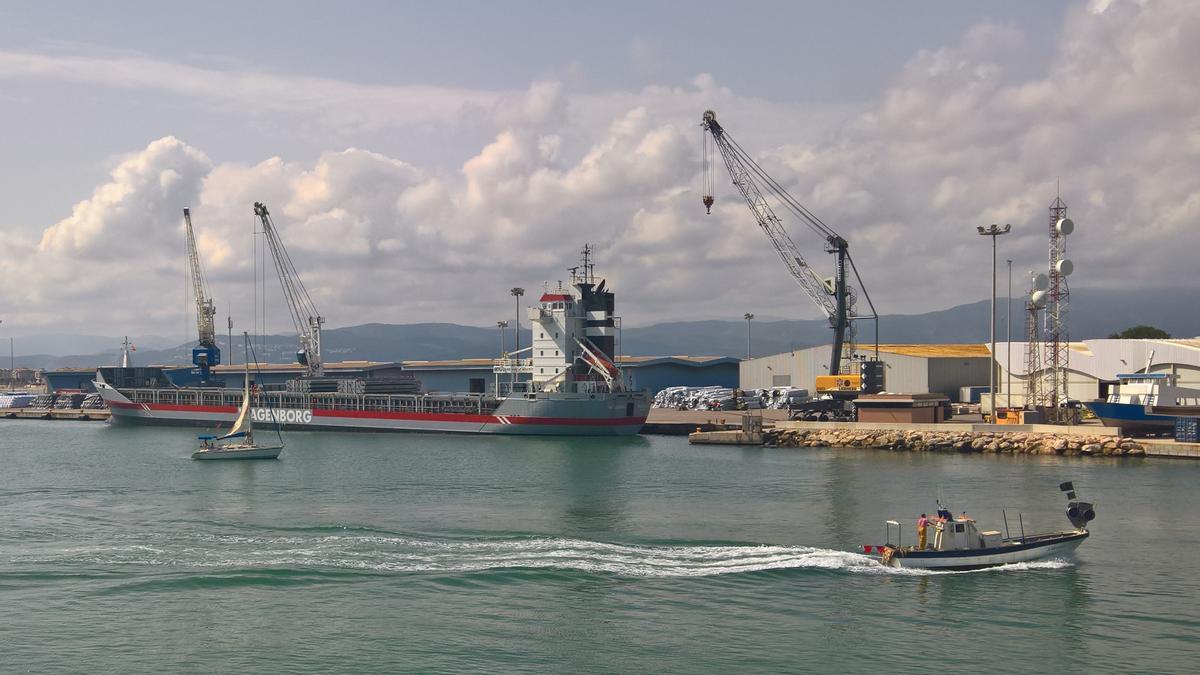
[285,378,339,393]
[335,376,422,395]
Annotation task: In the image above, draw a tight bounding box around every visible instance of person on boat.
[936,505,952,521]
[917,513,929,550]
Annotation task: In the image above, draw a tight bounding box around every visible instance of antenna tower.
[1023,276,1044,408]
[1045,192,1074,420]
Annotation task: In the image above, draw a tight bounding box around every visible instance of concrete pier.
[2,408,110,421]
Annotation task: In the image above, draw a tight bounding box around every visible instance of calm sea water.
[2,419,1198,673]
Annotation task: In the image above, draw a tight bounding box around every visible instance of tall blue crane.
[183,208,221,382]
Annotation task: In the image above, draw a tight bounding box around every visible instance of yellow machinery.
[815,374,862,393]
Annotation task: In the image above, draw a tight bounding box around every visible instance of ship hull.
[96,383,649,436]
[882,531,1088,570]
[1083,401,1178,434]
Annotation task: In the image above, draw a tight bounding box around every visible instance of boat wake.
[30,531,1075,578]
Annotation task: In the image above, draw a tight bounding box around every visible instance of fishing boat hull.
[191,444,283,460]
[1083,401,1178,434]
[96,381,649,436]
[880,530,1088,570]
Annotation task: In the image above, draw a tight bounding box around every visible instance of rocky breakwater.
[765,428,1147,457]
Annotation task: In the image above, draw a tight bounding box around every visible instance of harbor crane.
[701,109,877,376]
[183,208,221,382]
[253,202,325,377]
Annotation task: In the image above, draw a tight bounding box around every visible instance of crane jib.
[700,109,876,375]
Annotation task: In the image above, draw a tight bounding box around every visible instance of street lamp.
[0,319,10,377]
[510,287,525,356]
[977,223,1012,422]
[1006,259,1013,410]
[497,320,509,356]
[744,313,754,360]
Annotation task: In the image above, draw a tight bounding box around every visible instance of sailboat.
[192,335,284,460]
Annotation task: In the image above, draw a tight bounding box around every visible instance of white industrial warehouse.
[740,344,992,400]
[740,339,1200,406]
[993,338,1200,406]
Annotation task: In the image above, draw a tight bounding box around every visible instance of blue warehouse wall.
[412,370,487,393]
[626,363,739,394]
[45,371,98,393]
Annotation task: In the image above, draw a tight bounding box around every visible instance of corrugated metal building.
[47,356,739,396]
[45,361,406,393]
[405,356,740,395]
[740,344,992,401]
[993,338,1200,405]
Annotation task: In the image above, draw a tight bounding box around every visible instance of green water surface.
[1,420,1197,673]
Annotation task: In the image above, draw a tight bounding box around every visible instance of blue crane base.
[193,346,222,384]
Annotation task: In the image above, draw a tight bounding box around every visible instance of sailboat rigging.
[192,333,284,460]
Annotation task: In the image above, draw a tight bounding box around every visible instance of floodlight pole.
[977,224,1011,422]
[744,313,754,360]
[1006,259,1013,409]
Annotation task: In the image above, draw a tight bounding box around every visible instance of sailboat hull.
[191,444,283,460]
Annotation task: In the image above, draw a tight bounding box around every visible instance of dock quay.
[690,417,1200,460]
[2,408,110,421]
[642,408,789,435]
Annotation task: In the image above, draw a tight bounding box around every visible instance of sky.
[1,0,1197,344]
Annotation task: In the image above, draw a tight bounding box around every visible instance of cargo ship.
[96,249,650,436]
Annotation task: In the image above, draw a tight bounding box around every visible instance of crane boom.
[701,110,875,375]
[253,202,324,377]
[183,207,220,380]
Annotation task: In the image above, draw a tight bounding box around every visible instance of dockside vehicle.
[96,255,650,437]
[867,482,1094,570]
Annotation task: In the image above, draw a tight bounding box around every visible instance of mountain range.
[6,287,1196,370]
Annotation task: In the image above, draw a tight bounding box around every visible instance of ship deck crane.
[701,110,877,376]
[183,208,221,382]
[253,202,325,377]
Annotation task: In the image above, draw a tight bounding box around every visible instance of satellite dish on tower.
[1056,218,1075,235]
[1057,259,1074,276]
[1032,273,1049,290]
[1031,290,1048,309]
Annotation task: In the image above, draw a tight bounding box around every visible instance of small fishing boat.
[192,335,284,461]
[866,482,1095,570]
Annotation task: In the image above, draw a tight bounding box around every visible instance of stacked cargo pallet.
[336,376,422,395]
[1177,417,1200,443]
[285,378,340,393]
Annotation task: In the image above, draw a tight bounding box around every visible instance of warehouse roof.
[211,361,402,373]
[403,356,738,369]
[873,344,991,358]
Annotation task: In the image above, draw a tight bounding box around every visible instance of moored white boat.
[192,336,285,461]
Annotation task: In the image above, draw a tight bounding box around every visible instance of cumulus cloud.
[2,0,1198,342]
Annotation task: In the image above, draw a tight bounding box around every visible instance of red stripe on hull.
[109,400,646,427]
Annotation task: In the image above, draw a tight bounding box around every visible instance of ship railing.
[121,387,501,415]
[493,357,534,375]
